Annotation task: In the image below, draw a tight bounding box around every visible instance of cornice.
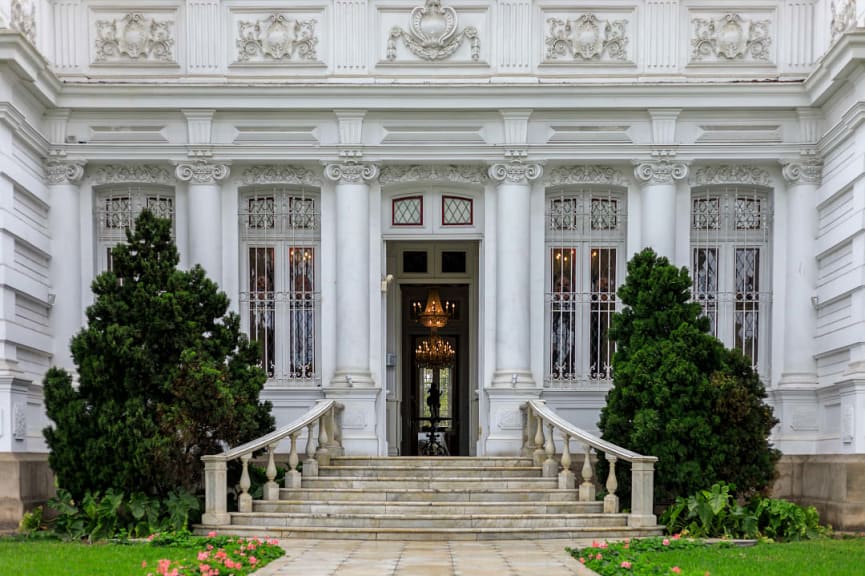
[806,31,865,107]
[0,32,60,106]
[379,164,486,185]
[0,102,49,157]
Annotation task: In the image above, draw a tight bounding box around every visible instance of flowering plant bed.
[142,532,285,576]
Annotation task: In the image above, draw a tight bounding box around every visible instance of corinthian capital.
[324,162,379,184]
[488,162,543,185]
[175,161,230,184]
[781,160,822,186]
[45,160,86,185]
[634,160,688,185]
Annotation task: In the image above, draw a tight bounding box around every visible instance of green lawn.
[569,536,865,576]
[0,534,285,576]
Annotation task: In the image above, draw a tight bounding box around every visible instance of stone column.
[633,159,688,260]
[46,159,85,372]
[779,159,821,386]
[488,161,542,388]
[175,161,229,281]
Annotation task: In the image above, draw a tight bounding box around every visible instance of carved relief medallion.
[236,13,319,63]
[545,15,629,61]
[691,13,772,62]
[387,0,480,62]
[95,13,175,63]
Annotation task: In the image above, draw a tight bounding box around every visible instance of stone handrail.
[523,399,657,528]
[201,399,343,525]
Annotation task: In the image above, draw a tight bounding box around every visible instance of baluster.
[238,453,252,512]
[303,422,319,477]
[532,409,546,467]
[604,455,619,513]
[316,414,330,466]
[558,432,575,489]
[579,444,596,502]
[286,432,302,488]
[542,422,558,477]
[263,443,280,500]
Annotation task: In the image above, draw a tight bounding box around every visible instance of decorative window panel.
[240,187,321,387]
[690,186,771,376]
[393,196,423,226]
[95,186,175,272]
[545,187,626,389]
[442,195,473,226]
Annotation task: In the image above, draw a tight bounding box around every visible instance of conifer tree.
[598,248,778,505]
[43,210,274,499]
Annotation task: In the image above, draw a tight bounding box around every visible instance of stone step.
[254,500,602,515]
[229,512,628,530]
[278,487,579,502]
[319,465,541,478]
[298,477,559,490]
[330,456,535,468]
[196,524,662,541]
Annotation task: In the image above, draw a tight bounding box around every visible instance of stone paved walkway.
[253,538,599,576]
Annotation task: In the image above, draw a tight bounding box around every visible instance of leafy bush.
[46,487,200,542]
[43,210,274,500]
[662,482,829,541]
[598,249,779,505]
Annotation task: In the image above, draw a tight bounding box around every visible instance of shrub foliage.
[598,248,779,504]
[43,211,274,499]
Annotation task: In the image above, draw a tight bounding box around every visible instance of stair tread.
[235,512,620,519]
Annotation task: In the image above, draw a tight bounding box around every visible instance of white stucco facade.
[3,1,865,521]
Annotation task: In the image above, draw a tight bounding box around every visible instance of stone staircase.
[201,455,662,540]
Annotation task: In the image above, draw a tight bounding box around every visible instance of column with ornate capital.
[47,159,85,372]
[324,162,378,388]
[778,159,821,387]
[175,161,229,282]
[488,161,542,387]
[633,160,688,260]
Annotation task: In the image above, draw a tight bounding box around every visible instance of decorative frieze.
[13,403,26,441]
[90,165,174,186]
[379,164,486,185]
[634,160,688,185]
[693,165,772,187]
[690,13,772,62]
[236,13,319,63]
[324,162,379,184]
[545,14,628,61]
[94,13,175,64]
[782,160,822,185]
[175,161,230,185]
[545,165,626,187]
[831,0,856,42]
[242,165,320,187]
[488,162,543,185]
[10,0,35,44]
[46,160,85,185]
[387,0,480,62]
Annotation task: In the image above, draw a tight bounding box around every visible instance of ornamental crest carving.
[546,165,626,187]
[95,13,175,63]
[387,0,480,62]
[237,13,319,63]
[691,13,771,62]
[11,0,36,44]
[832,0,856,41]
[91,165,174,186]
[380,165,486,185]
[545,15,628,61]
[242,165,320,186]
[693,165,771,187]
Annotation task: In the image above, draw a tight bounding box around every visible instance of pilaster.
[333,1,369,74]
[0,361,31,453]
[496,1,532,74]
[633,159,688,259]
[642,1,680,76]
[50,0,81,73]
[186,1,221,75]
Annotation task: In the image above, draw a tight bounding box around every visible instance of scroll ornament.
[387,0,480,62]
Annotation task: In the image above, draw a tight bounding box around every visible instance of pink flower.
[578,558,586,564]
[673,533,682,540]
[207,530,218,537]
[671,567,682,574]
[621,561,632,569]
[198,551,210,561]
[599,542,609,549]
[141,561,147,568]
[591,540,601,548]
[158,559,171,573]
[624,543,630,549]
[249,556,258,566]
[663,538,671,546]
[596,553,603,561]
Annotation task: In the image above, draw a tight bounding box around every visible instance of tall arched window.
[545,186,627,388]
[239,187,320,386]
[95,186,175,272]
[690,185,772,376]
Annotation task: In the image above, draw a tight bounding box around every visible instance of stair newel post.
[558,433,576,489]
[520,404,531,456]
[604,455,619,513]
[629,458,657,528]
[286,432,302,488]
[303,422,319,477]
[579,444,596,502]
[201,456,230,525]
[316,414,331,466]
[542,422,558,477]
[333,403,344,454]
[263,443,280,501]
[238,453,253,512]
[532,409,546,467]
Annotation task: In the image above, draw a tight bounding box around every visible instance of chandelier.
[415,333,455,369]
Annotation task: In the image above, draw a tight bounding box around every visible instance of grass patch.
[0,533,284,576]
[569,536,865,576]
